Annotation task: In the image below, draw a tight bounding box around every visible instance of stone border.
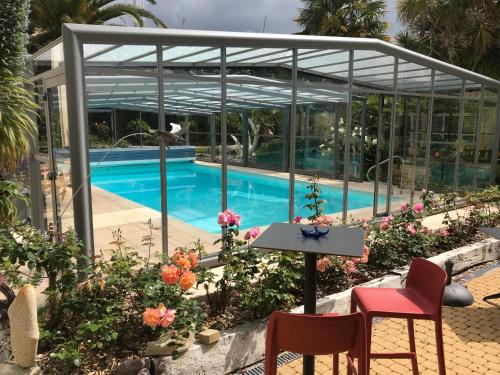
[155,238,500,375]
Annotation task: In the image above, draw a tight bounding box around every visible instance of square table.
[251,222,365,375]
[476,227,500,302]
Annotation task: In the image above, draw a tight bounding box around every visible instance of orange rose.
[143,307,161,327]
[179,271,196,290]
[175,256,191,270]
[188,251,199,268]
[161,265,180,285]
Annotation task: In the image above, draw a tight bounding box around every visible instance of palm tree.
[29,0,167,51]
[397,0,500,79]
[295,0,389,40]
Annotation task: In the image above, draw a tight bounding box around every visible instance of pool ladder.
[366,155,405,194]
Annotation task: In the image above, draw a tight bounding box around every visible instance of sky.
[138,0,402,37]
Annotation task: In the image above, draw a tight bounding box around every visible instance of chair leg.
[434,319,446,375]
[350,296,357,313]
[407,319,419,375]
[347,297,357,375]
[366,316,373,375]
[333,353,339,375]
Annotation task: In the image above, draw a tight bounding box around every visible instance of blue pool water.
[91,161,381,233]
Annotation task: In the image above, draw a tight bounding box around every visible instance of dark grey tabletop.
[251,223,365,257]
[477,227,500,240]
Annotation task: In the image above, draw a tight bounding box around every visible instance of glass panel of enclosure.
[458,82,482,192]
[428,70,463,192]
[30,41,64,76]
[476,87,498,188]
[83,44,163,257]
[395,60,432,206]
[352,50,395,217]
[225,47,292,232]
[46,85,73,235]
[162,45,221,253]
[295,48,349,222]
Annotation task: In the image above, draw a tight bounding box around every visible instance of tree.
[29,0,167,51]
[396,0,500,79]
[0,0,37,174]
[295,0,389,40]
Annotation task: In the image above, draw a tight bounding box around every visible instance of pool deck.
[60,161,411,256]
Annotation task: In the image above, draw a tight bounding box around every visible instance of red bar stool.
[350,258,447,375]
[265,311,368,375]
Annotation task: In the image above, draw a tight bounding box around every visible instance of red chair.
[350,258,447,375]
[264,311,368,375]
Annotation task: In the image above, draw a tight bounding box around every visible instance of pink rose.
[382,216,393,223]
[439,228,450,237]
[400,202,409,212]
[414,203,424,213]
[379,222,390,231]
[218,209,241,227]
[293,216,302,224]
[143,303,176,328]
[244,227,261,240]
[315,215,333,226]
[405,223,417,236]
[217,212,228,226]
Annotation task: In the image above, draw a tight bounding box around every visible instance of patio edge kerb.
[155,238,500,375]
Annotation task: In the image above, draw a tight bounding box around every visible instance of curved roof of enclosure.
[28,24,500,115]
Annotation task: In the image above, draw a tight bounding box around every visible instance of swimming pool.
[90,160,381,233]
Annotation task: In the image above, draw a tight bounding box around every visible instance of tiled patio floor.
[276,266,500,375]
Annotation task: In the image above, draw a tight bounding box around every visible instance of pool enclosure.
[26,24,500,259]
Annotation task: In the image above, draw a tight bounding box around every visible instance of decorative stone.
[0,363,41,375]
[7,285,39,368]
[113,358,151,375]
[197,329,220,345]
[145,331,194,356]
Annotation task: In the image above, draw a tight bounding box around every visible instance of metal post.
[282,107,290,171]
[157,45,169,255]
[288,48,298,223]
[210,113,216,162]
[385,57,399,215]
[305,105,310,166]
[454,79,466,192]
[303,252,317,375]
[342,50,354,223]
[334,103,340,179]
[373,95,383,218]
[472,86,484,188]
[62,25,94,261]
[411,99,420,205]
[424,70,436,191]
[112,108,117,143]
[359,100,367,182]
[490,92,500,185]
[221,47,228,211]
[242,111,249,166]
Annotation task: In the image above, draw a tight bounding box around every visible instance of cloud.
[145,0,302,34]
[140,0,401,36]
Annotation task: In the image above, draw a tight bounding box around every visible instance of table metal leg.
[303,252,317,375]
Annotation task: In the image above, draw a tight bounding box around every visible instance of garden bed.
[156,237,500,375]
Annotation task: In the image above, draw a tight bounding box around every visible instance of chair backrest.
[264,311,367,375]
[406,258,447,313]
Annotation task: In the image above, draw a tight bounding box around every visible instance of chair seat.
[352,287,435,318]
